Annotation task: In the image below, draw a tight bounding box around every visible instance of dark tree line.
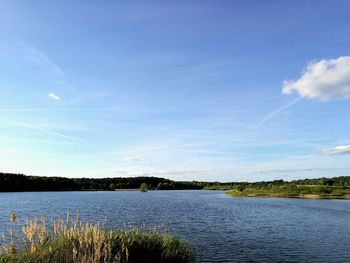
[0,173,80,191]
[0,173,202,192]
[1,173,350,192]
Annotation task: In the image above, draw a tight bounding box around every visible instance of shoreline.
[226,191,350,200]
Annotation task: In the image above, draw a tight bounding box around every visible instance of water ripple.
[1,190,350,262]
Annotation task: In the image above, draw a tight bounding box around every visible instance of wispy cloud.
[255,166,350,174]
[283,56,350,100]
[124,157,143,162]
[5,42,66,82]
[255,97,301,129]
[0,107,122,112]
[48,92,61,101]
[320,145,350,156]
[0,117,87,144]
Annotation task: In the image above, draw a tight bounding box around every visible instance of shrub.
[140,183,148,192]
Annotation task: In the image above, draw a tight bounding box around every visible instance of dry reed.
[0,212,194,263]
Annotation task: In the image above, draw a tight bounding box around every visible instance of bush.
[140,183,148,192]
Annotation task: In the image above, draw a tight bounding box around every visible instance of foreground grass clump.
[0,213,194,263]
[226,185,350,199]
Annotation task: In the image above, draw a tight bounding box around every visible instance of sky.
[1,0,350,182]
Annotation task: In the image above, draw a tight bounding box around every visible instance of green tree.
[108,183,116,190]
[140,183,148,192]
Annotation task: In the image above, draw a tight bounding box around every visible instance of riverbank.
[0,213,194,263]
[226,185,350,199]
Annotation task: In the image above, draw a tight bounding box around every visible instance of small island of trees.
[140,183,148,192]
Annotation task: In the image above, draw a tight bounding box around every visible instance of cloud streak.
[12,42,65,79]
[256,97,301,129]
[256,166,350,174]
[0,107,122,112]
[0,116,87,144]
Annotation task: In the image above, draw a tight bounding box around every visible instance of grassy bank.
[226,185,350,199]
[0,213,194,263]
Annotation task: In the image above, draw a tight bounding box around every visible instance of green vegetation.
[206,177,350,191]
[203,184,233,191]
[0,213,194,263]
[3,172,350,200]
[0,173,203,192]
[140,183,148,192]
[226,184,350,199]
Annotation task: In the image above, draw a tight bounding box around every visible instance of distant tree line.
[0,173,80,192]
[204,177,350,191]
[0,173,202,192]
[229,176,350,189]
[1,173,350,192]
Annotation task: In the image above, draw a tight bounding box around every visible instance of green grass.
[226,185,350,199]
[0,213,194,263]
[202,185,233,191]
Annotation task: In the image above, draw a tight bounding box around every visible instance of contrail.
[256,97,302,129]
[0,107,121,112]
[0,117,87,144]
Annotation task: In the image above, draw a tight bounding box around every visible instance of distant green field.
[226,185,350,199]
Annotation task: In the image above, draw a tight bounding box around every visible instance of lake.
[1,190,350,262]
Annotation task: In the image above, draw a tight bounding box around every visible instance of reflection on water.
[1,190,350,262]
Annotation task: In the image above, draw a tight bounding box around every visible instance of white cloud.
[283,56,350,100]
[320,145,350,156]
[48,92,60,101]
[124,157,142,162]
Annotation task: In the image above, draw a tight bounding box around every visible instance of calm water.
[1,190,350,262]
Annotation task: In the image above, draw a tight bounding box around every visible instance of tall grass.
[0,212,194,263]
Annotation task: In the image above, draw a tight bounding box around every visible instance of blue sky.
[1,0,350,181]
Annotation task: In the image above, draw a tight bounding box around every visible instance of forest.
[0,173,203,191]
[1,172,350,192]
